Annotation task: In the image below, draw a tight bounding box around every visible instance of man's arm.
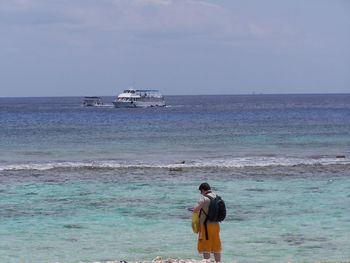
[193,202,201,213]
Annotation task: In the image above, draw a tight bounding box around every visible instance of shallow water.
[0,94,350,262]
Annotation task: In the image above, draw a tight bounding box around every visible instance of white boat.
[83,96,103,107]
[113,88,166,108]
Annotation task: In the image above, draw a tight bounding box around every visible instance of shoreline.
[75,257,350,263]
[78,259,220,263]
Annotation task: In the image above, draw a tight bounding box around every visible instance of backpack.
[205,194,226,222]
[202,193,226,240]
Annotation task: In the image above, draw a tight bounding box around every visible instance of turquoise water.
[0,94,350,262]
[1,168,349,263]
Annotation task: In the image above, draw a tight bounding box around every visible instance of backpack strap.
[198,207,209,240]
[204,194,214,200]
[202,194,213,240]
[204,215,209,240]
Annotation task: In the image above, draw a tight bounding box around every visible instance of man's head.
[198,182,211,194]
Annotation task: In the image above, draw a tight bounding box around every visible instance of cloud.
[0,0,304,49]
[0,0,263,38]
[0,0,78,26]
[66,0,232,38]
[61,0,294,48]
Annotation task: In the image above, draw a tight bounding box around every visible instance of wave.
[0,156,349,172]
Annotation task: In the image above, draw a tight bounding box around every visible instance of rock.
[152,256,162,262]
[336,155,346,158]
[169,167,183,172]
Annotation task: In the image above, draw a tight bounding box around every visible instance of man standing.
[193,182,221,263]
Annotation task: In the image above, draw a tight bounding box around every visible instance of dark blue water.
[1,94,349,166]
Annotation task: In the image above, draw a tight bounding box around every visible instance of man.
[193,182,221,263]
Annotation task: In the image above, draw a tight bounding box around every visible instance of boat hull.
[113,100,166,108]
[83,97,103,107]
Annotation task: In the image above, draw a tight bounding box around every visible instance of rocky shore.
[77,258,350,263]
[78,257,232,263]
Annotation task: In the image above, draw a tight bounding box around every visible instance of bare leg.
[214,252,221,263]
[203,252,210,261]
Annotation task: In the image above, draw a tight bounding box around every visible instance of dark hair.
[199,182,211,191]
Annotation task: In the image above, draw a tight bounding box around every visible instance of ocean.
[0,94,349,263]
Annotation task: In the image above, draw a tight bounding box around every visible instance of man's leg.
[203,252,210,261]
[214,252,221,263]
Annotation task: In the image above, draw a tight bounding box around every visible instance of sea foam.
[0,156,348,171]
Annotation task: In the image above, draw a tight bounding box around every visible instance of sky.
[0,0,349,97]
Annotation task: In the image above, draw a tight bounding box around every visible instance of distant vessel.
[83,96,103,107]
[113,88,166,108]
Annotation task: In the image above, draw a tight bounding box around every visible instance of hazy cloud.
[0,0,295,44]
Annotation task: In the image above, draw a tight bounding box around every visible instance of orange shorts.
[197,223,221,253]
